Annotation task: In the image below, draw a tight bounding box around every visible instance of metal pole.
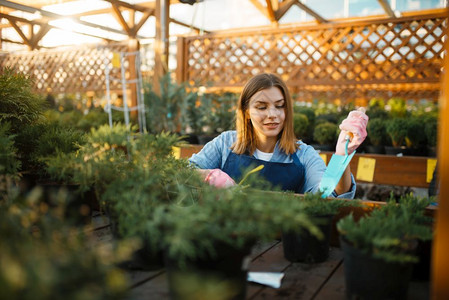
[120,52,130,127]
[104,58,113,128]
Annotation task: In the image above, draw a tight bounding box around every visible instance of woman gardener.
[190,73,368,198]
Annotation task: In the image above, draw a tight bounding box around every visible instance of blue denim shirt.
[189,131,356,198]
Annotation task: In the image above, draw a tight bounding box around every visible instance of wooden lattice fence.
[0,42,131,94]
[177,9,449,103]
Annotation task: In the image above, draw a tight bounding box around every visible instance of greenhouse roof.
[0,0,446,50]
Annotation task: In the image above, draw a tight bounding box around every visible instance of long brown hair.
[231,73,298,155]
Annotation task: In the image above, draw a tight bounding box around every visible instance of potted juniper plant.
[102,138,202,270]
[337,195,432,299]
[293,113,309,141]
[0,186,130,300]
[312,121,338,152]
[365,118,387,154]
[47,123,189,268]
[281,192,354,263]
[385,118,408,155]
[405,117,427,156]
[149,169,319,300]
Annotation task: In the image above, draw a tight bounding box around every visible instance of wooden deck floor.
[92,214,430,300]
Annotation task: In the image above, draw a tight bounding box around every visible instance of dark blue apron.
[222,151,305,193]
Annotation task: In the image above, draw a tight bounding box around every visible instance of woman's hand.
[198,169,236,188]
[336,108,369,155]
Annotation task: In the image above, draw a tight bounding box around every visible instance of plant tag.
[247,272,285,288]
[427,158,437,183]
[319,153,327,165]
[319,151,356,198]
[356,157,376,182]
[241,256,251,271]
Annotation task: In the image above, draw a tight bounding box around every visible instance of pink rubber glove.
[336,108,369,155]
[199,169,236,188]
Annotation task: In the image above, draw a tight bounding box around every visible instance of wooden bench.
[173,145,436,188]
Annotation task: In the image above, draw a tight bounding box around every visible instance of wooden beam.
[275,0,297,20]
[432,31,449,299]
[377,0,396,18]
[169,17,210,34]
[8,19,32,49]
[248,0,270,20]
[153,0,169,95]
[101,0,153,13]
[294,0,328,23]
[132,10,153,36]
[265,0,277,23]
[0,0,139,37]
[29,24,50,49]
[111,3,132,35]
[0,12,117,44]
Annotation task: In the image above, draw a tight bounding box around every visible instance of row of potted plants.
[0,67,435,299]
[293,98,438,156]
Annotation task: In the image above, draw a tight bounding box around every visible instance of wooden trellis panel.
[177,9,448,102]
[0,42,129,94]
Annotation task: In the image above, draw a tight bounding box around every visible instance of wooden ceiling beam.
[377,0,397,18]
[249,0,327,25]
[265,0,277,23]
[111,3,132,35]
[101,0,154,13]
[8,19,32,48]
[169,17,210,34]
[29,23,50,49]
[248,0,270,21]
[294,0,328,23]
[132,10,152,36]
[0,0,139,37]
[275,0,296,20]
[0,12,117,46]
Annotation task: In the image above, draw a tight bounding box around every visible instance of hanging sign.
[112,52,121,68]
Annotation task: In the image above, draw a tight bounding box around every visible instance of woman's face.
[247,86,286,142]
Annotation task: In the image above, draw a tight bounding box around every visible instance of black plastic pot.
[282,215,333,263]
[107,209,164,271]
[340,237,413,300]
[385,146,411,156]
[118,240,164,271]
[311,144,334,152]
[364,145,385,154]
[37,182,94,225]
[165,242,253,300]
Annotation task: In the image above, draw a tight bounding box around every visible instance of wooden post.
[128,38,140,121]
[154,0,169,95]
[431,31,449,299]
[176,36,186,83]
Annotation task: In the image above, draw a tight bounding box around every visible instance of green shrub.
[367,98,388,119]
[144,72,196,133]
[293,106,315,141]
[367,118,387,146]
[0,123,21,179]
[0,190,129,300]
[424,115,438,147]
[337,195,432,263]
[0,68,46,133]
[386,118,408,147]
[210,92,237,133]
[150,185,318,264]
[293,113,309,139]
[313,122,338,145]
[405,117,426,148]
[387,97,407,118]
